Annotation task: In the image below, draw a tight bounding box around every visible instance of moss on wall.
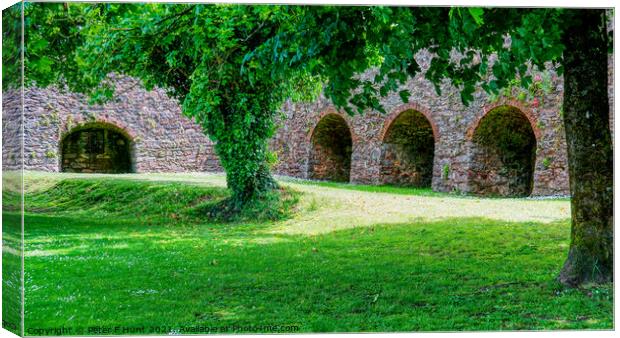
[469,106,536,196]
[308,114,352,182]
[380,110,435,187]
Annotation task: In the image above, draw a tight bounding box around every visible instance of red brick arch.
[466,99,542,141]
[379,103,439,142]
[60,116,137,143]
[306,107,357,144]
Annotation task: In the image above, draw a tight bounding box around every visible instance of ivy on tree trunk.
[558,9,613,286]
[203,82,282,206]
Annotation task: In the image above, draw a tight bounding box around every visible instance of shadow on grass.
[21,178,301,226]
[20,206,612,332]
[191,188,300,223]
[2,212,23,335]
[14,175,603,332]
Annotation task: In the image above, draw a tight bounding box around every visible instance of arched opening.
[308,114,352,182]
[61,123,134,173]
[380,109,435,187]
[469,105,537,197]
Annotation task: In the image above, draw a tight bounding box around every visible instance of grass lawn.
[3,171,613,334]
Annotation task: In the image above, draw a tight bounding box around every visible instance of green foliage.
[444,8,567,104]
[543,157,552,169]
[44,150,56,159]
[442,164,450,180]
[265,150,279,168]
[2,3,122,93]
[2,3,22,90]
[12,4,612,212]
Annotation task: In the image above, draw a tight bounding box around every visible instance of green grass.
[279,176,444,197]
[3,171,23,336]
[7,172,613,334]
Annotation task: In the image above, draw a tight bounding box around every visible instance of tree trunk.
[223,154,278,205]
[210,87,280,208]
[558,9,613,286]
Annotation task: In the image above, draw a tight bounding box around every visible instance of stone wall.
[3,75,222,173]
[380,109,435,187]
[2,88,22,171]
[3,50,614,197]
[270,51,572,196]
[468,106,537,196]
[307,113,353,182]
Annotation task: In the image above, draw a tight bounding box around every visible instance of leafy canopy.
[4,4,601,204]
[8,5,574,108]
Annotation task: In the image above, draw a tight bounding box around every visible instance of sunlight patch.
[2,245,20,256]
[214,309,239,320]
[270,182,571,235]
[26,248,76,257]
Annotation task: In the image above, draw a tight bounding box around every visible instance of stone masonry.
[270,51,579,196]
[3,75,222,173]
[2,51,614,197]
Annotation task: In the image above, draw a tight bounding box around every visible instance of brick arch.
[466,100,542,141]
[60,116,137,143]
[466,100,540,197]
[59,119,137,173]
[379,103,439,142]
[60,120,136,144]
[306,107,357,144]
[306,108,355,182]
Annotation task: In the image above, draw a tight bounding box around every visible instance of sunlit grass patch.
[13,171,611,332]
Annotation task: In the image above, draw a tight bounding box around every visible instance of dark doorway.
[381,110,435,187]
[469,106,537,196]
[308,114,353,182]
[61,124,133,173]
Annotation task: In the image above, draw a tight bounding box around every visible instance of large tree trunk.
[222,154,278,204]
[209,86,280,208]
[558,9,613,286]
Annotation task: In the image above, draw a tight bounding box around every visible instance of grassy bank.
[6,172,612,333]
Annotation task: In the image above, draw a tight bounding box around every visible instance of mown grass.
[9,172,613,334]
[279,177,444,197]
[2,171,23,336]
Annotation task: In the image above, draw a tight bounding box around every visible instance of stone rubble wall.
[379,110,435,187]
[3,76,222,173]
[270,51,573,196]
[3,51,614,196]
[307,114,353,182]
[2,89,23,171]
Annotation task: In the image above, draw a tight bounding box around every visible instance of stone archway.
[60,123,134,173]
[468,105,537,197]
[380,109,436,187]
[308,113,352,182]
